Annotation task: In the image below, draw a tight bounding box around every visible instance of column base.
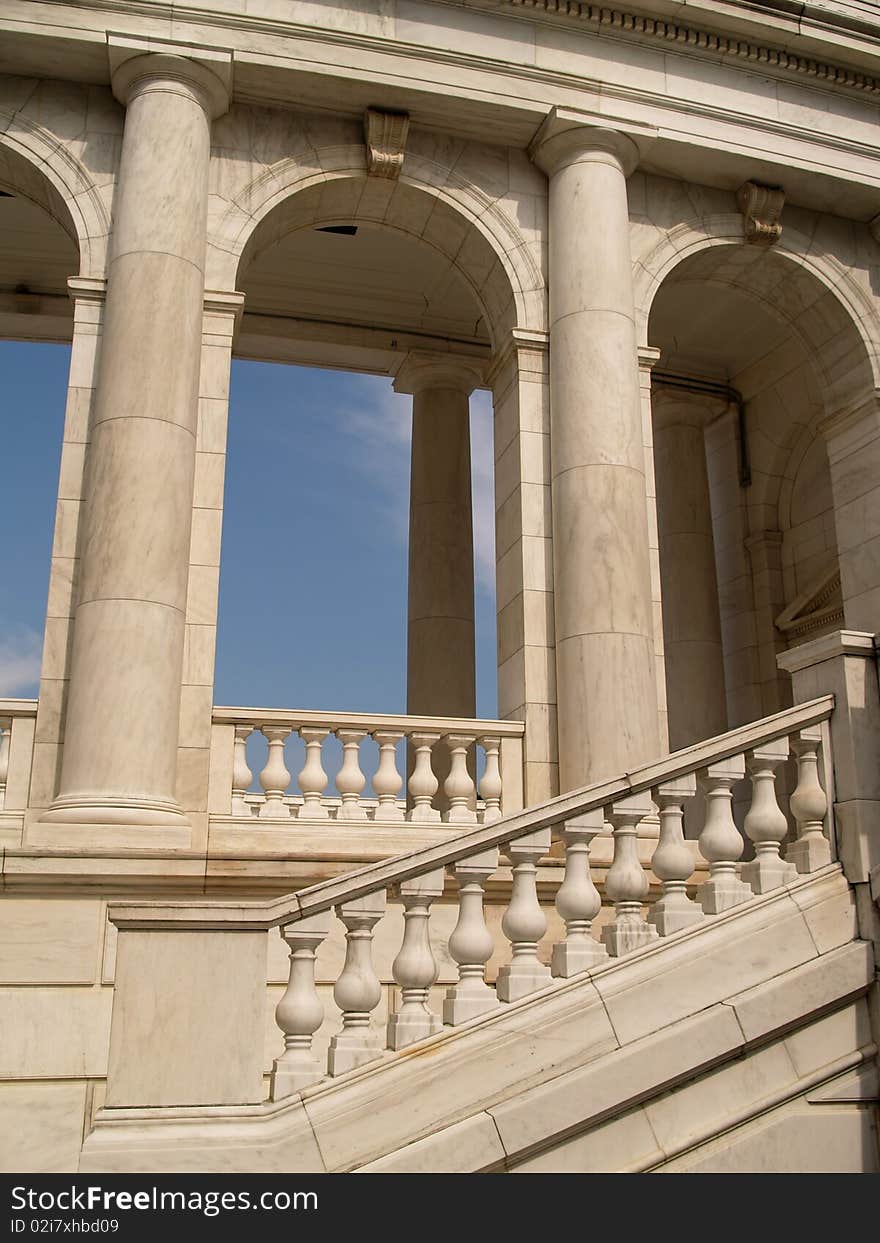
[41,792,190,827]
[31,795,192,849]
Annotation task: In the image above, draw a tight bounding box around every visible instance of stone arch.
[0,117,111,278]
[209,145,546,345]
[634,215,879,414]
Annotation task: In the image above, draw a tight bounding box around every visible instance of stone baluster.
[387,869,445,1049]
[298,727,330,820]
[258,727,292,819]
[649,776,703,935]
[603,795,659,955]
[551,810,608,976]
[231,725,254,817]
[407,732,441,822]
[479,736,503,824]
[443,733,478,825]
[328,891,387,1075]
[336,729,368,821]
[742,739,798,893]
[0,717,10,811]
[372,731,405,821]
[444,848,500,1023]
[270,914,331,1099]
[786,726,831,873]
[496,827,553,1001]
[697,756,752,913]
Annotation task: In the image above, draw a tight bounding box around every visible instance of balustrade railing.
[209,708,525,825]
[0,699,37,827]
[260,696,835,1095]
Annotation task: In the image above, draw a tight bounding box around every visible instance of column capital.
[393,351,485,397]
[108,34,233,119]
[650,382,728,427]
[67,275,107,308]
[529,108,641,179]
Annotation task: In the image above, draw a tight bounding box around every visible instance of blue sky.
[0,341,499,718]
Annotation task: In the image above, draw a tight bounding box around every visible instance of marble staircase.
[78,691,880,1171]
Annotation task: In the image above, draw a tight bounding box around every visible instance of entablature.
[1,1,880,219]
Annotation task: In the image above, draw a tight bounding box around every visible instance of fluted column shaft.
[532,114,660,789]
[44,50,229,833]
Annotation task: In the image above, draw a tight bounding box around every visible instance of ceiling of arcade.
[231,171,502,375]
[648,244,850,619]
[648,243,873,409]
[239,219,490,367]
[0,174,79,343]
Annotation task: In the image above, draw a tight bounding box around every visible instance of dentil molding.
[496,0,880,97]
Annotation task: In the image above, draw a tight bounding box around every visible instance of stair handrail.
[109,694,834,932]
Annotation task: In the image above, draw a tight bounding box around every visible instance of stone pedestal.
[778,631,880,886]
[531,109,660,790]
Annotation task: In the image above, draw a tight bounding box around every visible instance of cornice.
[492,0,880,96]
[14,1,880,100]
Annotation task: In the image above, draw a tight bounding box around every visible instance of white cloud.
[334,379,412,545]
[333,375,496,601]
[0,626,42,696]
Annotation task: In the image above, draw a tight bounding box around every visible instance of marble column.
[652,391,727,750]
[41,45,231,838]
[395,354,483,722]
[531,110,660,790]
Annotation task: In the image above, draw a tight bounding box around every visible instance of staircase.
[79,694,880,1173]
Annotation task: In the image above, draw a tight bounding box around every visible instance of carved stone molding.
[737,181,785,247]
[364,108,410,179]
[496,1,880,98]
[775,566,844,643]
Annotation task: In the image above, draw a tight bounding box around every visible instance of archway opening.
[0,153,79,698]
[647,242,873,746]
[216,178,507,797]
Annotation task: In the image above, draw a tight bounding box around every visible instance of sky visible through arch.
[0,341,499,719]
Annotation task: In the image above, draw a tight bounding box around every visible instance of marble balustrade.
[0,699,37,831]
[210,707,525,826]
[266,695,835,1093]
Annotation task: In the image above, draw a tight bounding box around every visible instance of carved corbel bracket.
[737,181,785,247]
[364,108,410,179]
